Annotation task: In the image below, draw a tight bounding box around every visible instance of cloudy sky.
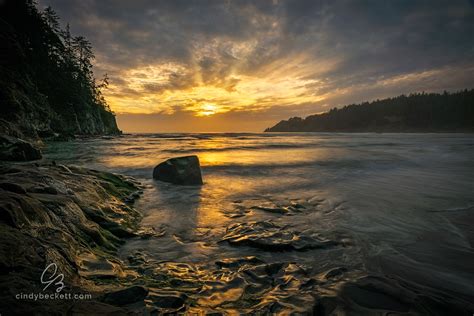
[39,0,474,132]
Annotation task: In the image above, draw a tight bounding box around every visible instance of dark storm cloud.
[278,0,474,91]
[40,0,278,69]
[38,0,474,125]
[39,0,474,69]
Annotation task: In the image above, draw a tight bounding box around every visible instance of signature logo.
[40,263,65,293]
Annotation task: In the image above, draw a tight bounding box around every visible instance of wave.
[428,205,474,213]
[201,158,415,173]
[163,143,311,153]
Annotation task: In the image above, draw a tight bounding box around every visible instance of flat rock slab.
[222,221,338,251]
[153,155,203,185]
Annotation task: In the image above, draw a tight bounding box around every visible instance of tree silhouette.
[266,90,474,132]
[0,0,119,137]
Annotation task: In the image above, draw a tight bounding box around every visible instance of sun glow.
[102,52,338,117]
[198,103,218,116]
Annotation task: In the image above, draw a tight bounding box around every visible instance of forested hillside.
[265,90,474,132]
[0,0,119,139]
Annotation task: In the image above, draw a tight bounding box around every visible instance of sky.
[39,0,474,132]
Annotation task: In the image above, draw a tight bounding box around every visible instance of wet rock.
[56,164,72,173]
[106,223,137,238]
[0,182,26,194]
[249,200,306,216]
[210,262,317,314]
[223,206,249,218]
[222,221,337,251]
[149,291,187,310]
[197,276,246,308]
[0,166,22,174]
[123,190,141,204]
[323,267,348,280]
[264,262,286,275]
[225,212,246,218]
[28,185,58,195]
[0,135,42,161]
[0,163,142,313]
[136,226,166,239]
[78,252,126,279]
[127,251,149,266]
[251,205,289,214]
[215,256,264,269]
[150,262,204,292]
[152,155,203,185]
[290,202,306,209]
[102,286,149,306]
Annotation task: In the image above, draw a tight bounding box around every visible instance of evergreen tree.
[266,90,474,132]
[0,0,119,138]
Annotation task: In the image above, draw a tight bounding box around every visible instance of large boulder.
[0,135,42,161]
[153,155,203,185]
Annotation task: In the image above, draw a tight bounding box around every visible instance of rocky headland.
[1,0,121,143]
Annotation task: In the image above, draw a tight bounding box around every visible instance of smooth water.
[44,133,474,308]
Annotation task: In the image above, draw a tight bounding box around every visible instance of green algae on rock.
[0,163,142,314]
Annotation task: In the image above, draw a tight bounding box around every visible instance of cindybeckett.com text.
[15,292,92,301]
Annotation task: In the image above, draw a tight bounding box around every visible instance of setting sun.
[198,103,218,116]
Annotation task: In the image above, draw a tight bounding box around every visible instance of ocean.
[44,133,474,313]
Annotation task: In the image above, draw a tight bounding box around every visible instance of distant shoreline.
[40,131,474,140]
[264,129,474,133]
[265,89,474,133]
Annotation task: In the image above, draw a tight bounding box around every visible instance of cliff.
[0,0,120,140]
[265,90,474,133]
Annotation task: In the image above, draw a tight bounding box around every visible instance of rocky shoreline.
[0,162,144,314]
[1,161,474,314]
